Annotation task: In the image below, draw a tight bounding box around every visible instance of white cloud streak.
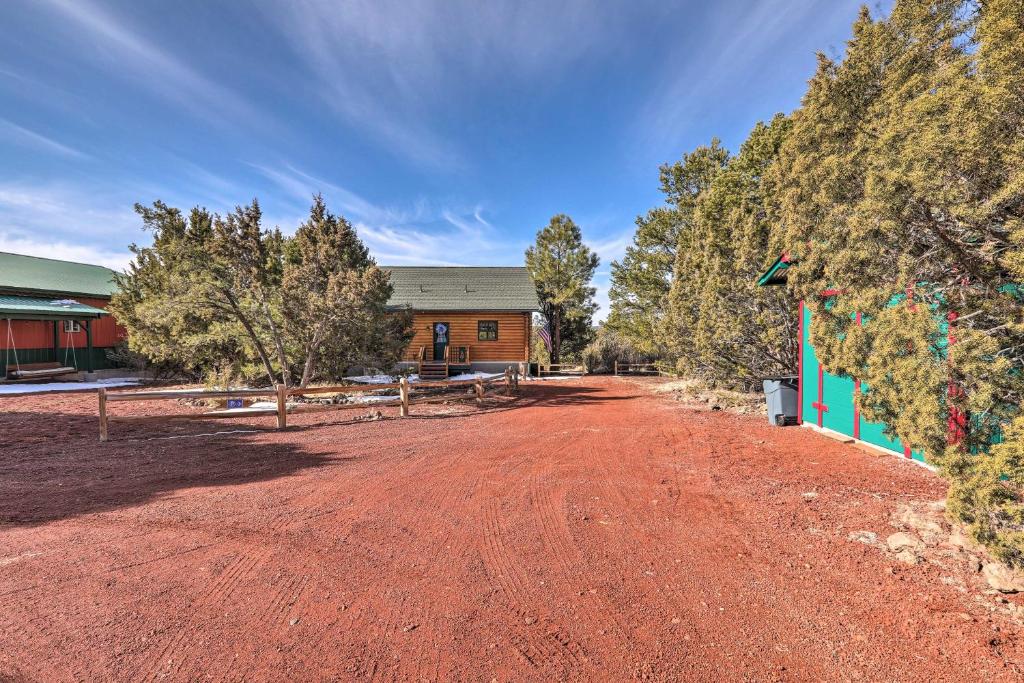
[253,163,519,266]
[261,0,643,169]
[0,118,88,159]
[41,0,272,132]
[0,231,132,271]
[635,0,851,154]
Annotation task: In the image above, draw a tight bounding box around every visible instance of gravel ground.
[0,376,1020,681]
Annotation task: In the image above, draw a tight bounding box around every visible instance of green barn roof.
[0,252,120,298]
[384,266,539,312]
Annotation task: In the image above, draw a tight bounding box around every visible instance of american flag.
[537,325,552,352]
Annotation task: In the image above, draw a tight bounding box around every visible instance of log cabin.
[385,266,539,379]
[1,251,126,381]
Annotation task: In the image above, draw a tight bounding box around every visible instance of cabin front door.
[432,322,449,361]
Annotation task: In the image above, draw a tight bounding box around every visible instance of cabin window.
[478,320,498,341]
[63,320,82,334]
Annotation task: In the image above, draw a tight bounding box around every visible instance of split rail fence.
[613,361,666,376]
[538,363,586,376]
[98,369,519,442]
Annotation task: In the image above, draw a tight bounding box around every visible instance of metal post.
[85,319,94,373]
[98,388,108,442]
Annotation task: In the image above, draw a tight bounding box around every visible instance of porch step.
[419,362,449,380]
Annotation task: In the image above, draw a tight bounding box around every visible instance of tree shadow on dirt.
[0,408,334,529]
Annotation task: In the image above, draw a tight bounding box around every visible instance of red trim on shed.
[853,311,862,440]
[946,311,967,445]
[797,300,804,424]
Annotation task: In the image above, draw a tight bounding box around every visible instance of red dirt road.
[0,377,1021,681]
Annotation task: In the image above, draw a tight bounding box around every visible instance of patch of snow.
[348,395,401,404]
[0,378,141,395]
[346,374,400,384]
[521,375,580,381]
[446,372,503,382]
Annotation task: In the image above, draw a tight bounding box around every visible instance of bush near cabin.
[111,194,412,388]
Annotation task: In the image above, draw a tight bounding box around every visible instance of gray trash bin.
[763,376,798,426]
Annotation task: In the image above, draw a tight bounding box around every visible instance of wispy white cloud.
[0,118,88,159]
[251,162,519,265]
[261,0,643,169]
[589,230,632,268]
[0,231,132,271]
[41,0,272,132]
[634,0,853,155]
[0,180,138,245]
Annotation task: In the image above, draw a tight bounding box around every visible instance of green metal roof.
[0,295,108,320]
[0,251,119,298]
[756,254,791,287]
[384,266,539,312]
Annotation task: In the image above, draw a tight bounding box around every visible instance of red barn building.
[1,251,126,380]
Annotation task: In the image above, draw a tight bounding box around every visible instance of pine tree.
[525,215,600,363]
[671,115,797,387]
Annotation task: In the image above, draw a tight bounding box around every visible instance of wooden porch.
[416,345,473,380]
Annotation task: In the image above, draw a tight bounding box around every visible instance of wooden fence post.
[400,377,410,417]
[276,384,287,430]
[614,360,618,375]
[98,388,108,442]
[475,377,484,406]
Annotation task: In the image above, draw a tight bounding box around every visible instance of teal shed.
[758,254,927,464]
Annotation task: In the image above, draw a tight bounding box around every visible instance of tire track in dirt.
[477,497,583,675]
[138,545,271,681]
[526,464,639,663]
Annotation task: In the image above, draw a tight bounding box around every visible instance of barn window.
[63,320,82,333]
[478,320,498,341]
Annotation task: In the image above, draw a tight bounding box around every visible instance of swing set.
[4,318,82,382]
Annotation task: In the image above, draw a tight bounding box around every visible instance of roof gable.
[756,253,791,287]
[0,252,119,298]
[384,266,539,312]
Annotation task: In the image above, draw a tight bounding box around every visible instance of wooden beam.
[113,410,281,423]
[107,388,277,402]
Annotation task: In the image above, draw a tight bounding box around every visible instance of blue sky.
[0,0,882,316]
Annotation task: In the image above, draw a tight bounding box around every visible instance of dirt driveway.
[0,377,1021,681]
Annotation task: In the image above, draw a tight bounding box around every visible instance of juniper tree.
[525,214,600,363]
[773,0,1024,562]
[608,141,728,358]
[282,195,412,386]
[666,115,798,388]
[112,195,412,388]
